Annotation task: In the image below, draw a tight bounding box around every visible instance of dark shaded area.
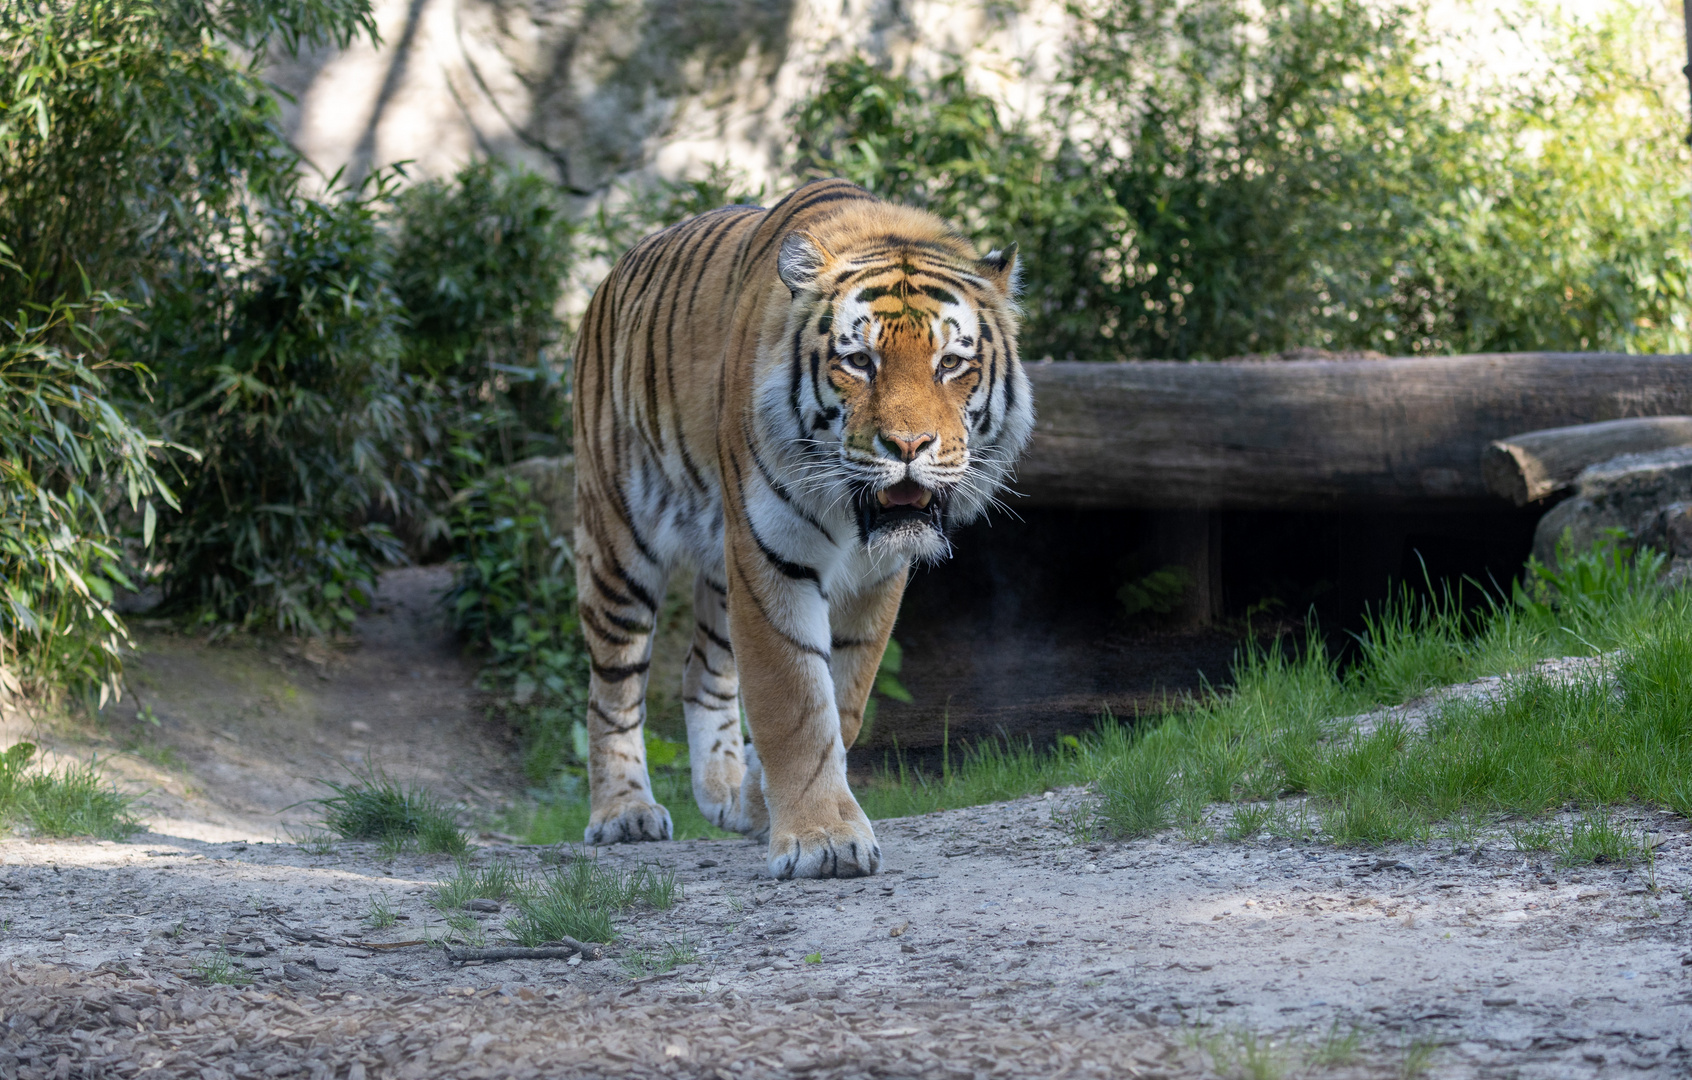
[854,502,1543,768]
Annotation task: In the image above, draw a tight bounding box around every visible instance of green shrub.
[146,176,408,635]
[0,294,179,703]
[386,161,575,548]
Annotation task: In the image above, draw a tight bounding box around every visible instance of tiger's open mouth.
[857,479,944,543]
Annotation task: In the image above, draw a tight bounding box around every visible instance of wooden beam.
[1015,354,1692,510]
[1481,417,1692,505]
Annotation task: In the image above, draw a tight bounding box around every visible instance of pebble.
[42,931,64,942]
[312,956,341,973]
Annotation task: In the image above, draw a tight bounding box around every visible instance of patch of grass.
[622,936,699,977]
[191,949,253,987]
[1094,535,1692,845]
[1309,1021,1363,1067]
[1224,803,1271,842]
[0,743,140,839]
[431,857,525,911]
[1557,811,1648,868]
[856,729,1095,821]
[366,892,397,929]
[426,850,678,946]
[304,764,468,855]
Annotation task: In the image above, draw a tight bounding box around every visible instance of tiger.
[571,178,1034,878]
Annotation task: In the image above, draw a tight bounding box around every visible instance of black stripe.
[831,636,873,649]
[729,557,830,662]
[581,607,634,647]
[745,430,835,543]
[589,700,642,734]
[746,186,876,271]
[589,568,638,610]
[688,644,728,677]
[608,556,660,612]
[592,659,650,683]
[697,622,734,653]
[749,520,819,583]
[604,611,654,634]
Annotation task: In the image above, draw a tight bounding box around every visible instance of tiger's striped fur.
[572,179,1033,878]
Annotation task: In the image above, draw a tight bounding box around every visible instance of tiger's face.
[772,231,1034,562]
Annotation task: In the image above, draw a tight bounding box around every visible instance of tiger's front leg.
[726,533,880,879]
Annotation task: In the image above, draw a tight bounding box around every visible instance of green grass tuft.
[305,764,468,854]
[0,742,140,839]
[429,850,679,946]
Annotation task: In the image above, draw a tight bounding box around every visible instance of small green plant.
[191,949,253,987]
[1399,1038,1436,1079]
[304,764,468,855]
[803,950,822,965]
[1557,811,1646,868]
[1224,804,1271,841]
[432,858,524,912]
[294,829,337,857]
[623,936,700,977]
[1309,1021,1363,1067]
[366,892,397,929]
[857,638,913,745]
[1118,566,1193,619]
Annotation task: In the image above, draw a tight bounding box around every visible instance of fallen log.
[1480,417,1692,505]
[1016,354,1692,510]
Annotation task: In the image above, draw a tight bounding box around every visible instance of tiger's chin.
[858,484,952,563]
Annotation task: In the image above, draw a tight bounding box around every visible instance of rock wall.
[265,0,1069,197]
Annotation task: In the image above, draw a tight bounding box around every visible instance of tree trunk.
[1480,417,1692,505]
[1016,354,1692,510]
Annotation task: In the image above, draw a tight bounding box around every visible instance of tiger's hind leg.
[575,518,673,845]
[682,570,769,838]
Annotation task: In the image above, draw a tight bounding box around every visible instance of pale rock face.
[264,0,1071,198]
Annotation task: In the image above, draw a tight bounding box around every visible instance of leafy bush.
[145,176,408,635]
[445,470,591,777]
[792,0,1689,360]
[0,294,179,703]
[387,161,575,548]
[1,0,386,643]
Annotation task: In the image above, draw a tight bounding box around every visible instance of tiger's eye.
[939,354,962,369]
[845,353,873,371]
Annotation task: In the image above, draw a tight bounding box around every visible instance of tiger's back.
[572,179,1032,878]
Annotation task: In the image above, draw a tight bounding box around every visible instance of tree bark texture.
[1481,417,1692,505]
[1016,354,1692,510]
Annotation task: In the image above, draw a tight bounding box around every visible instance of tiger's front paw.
[767,812,880,879]
[585,798,673,845]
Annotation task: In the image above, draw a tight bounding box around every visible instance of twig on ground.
[618,970,682,996]
[442,937,606,964]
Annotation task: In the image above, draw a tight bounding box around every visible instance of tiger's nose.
[882,432,935,462]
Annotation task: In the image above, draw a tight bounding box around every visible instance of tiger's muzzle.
[856,478,949,553]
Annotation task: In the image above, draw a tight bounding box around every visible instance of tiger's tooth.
[876,490,891,508]
[917,490,933,508]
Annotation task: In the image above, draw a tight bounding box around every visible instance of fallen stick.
[444,946,578,963]
[354,940,429,951]
[442,937,606,964]
[618,970,682,997]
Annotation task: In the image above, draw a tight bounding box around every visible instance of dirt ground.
[2,571,1690,1079]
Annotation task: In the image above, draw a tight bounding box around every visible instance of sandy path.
[2,793,1688,1078]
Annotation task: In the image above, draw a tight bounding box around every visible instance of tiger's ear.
[979,242,1021,297]
[777,232,830,297]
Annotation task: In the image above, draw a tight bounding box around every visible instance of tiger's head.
[768,212,1034,563]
